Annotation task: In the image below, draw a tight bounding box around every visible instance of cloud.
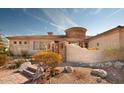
[23,9,79,34]
[23,9,49,24]
[49,22,65,30]
[42,9,78,29]
[107,8,123,18]
[94,8,103,15]
[23,9,70,33]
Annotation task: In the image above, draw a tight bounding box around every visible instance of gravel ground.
[45,67,109,84]
[61,62,124,84]
[1,61,123,84]
[103,66,124,84]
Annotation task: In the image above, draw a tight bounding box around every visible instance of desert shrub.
[14,60,25,68]
[32,52,62,68]
[0,46,6,53]
[0,45,8,66]
[103,47,124,61]
[0,54,7,66]
[7,60,25,69]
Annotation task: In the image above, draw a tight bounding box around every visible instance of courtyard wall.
[66,44,106,63]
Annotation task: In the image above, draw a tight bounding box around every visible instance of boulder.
[96,63,105,68]
[114,61,124,69]
[64,66,74,73]
[33,67,44,80]
[18,62,32,72]
[91,69,107,78]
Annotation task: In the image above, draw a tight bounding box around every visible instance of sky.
[0,8,124,36]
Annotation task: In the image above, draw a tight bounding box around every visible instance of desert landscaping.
[1,60,124,84]
[1,27,124,84]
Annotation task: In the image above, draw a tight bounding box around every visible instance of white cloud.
[23,8,71,33]
[23,9,49,23]
[23,9,79,34]
[42,9,78,29]
[107,8,123,18]
[94,8,103,15]
[49,22,65,30]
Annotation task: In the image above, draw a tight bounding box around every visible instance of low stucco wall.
[66,44,105,63]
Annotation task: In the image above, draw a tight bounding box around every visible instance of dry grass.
[73,70,87,80]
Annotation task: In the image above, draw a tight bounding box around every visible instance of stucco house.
[7,27,87,60]
[7,25,124,61]
[87,25,124,49]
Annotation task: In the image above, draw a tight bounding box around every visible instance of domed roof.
[65,27,87,32]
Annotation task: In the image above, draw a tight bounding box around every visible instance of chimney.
[47,32,53,36]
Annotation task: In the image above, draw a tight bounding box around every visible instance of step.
[23,69,35,78]
[27,65,37,73]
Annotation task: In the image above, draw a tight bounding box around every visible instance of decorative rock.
[64,66,74,73]
[96,77,102,83]
[114,61,124,69]
[91,69,107,78]
[89,63,95,67]
[96,63,104,68]
[33,67,44,80]
[80,63,89,67]
[18,62,31,72]
[54,68,62,75]
[89,63,104,68]
[104,62,113,68]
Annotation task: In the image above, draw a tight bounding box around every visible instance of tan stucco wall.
[9,39,54,55]
[9,40,29,55]
[66,44,104,63]
[88,31,120,49]
[119,29,124,48]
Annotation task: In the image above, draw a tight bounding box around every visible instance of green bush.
[32,52,62,68]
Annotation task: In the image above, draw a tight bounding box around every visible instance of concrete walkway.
[0,69,28,84]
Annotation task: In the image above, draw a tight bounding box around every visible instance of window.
[97,42,99,47]
[24,41,27,44]
[19,41,22,44]
[14,41,17,44]
[33,41,47,51]
[33,41,39,50]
